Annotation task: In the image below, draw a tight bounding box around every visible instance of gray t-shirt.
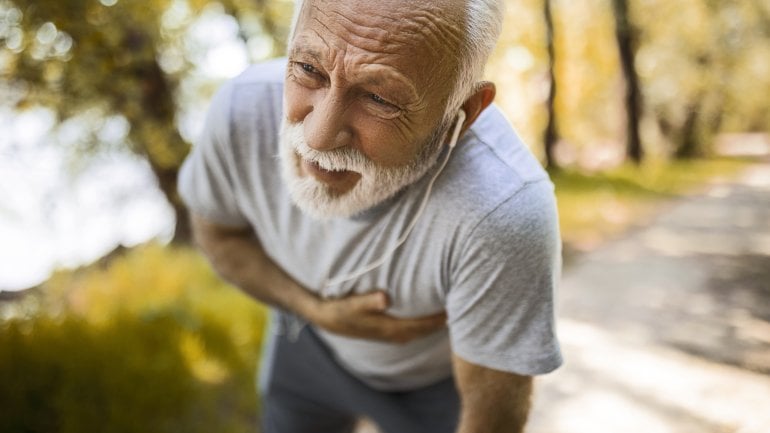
[179,58,562,391]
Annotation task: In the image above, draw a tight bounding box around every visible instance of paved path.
[528,160,770,433]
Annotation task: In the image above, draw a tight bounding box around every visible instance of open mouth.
[307,159,346,173]
[302,158,352,177]
[298,155,362,192]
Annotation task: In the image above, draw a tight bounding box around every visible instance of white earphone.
[448,109,466,149]
[322,109,467,289]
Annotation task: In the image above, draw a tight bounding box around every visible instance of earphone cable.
[323,110,466,288]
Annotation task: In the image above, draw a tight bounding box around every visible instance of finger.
[374,313,447,343]
[401,313,447,333]
[350,291,389,312]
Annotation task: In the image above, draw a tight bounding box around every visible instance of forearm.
[456,394,531,433]
[454,355,533,433]
[190,213,447,343]
[191,214,319,320]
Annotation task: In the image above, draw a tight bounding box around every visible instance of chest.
[255,206,449,317]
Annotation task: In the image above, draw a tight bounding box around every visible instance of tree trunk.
[675,91,724,159]
[126,122,192,245]
[127,51,192,244]
[676,103,700,159]
[543,0,559,169]
[146,141,192,245]
[612,0,644,164]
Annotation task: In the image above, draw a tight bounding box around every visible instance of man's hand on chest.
[306,290,447,344]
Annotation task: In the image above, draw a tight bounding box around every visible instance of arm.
[453,354,533,433]
[191,212,318,319]
[447,182,561,431]
[191,213,446,343]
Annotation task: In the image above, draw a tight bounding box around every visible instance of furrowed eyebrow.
[288,45,325,64]
[289,42,421,106]
[357,70,420,105]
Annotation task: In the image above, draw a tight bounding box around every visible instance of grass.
[551,157,753,251]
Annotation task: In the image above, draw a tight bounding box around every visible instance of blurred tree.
[647,0,726,159]
[473,0,770,169]
[673,0,770,158]
[542,0,559,169]
[489,0,624,168]
[0,0,292,243]
[611,0,643,163]
[637,0,770,159]
[485,0,546,159]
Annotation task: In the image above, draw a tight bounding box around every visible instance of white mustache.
[282,121,372,173]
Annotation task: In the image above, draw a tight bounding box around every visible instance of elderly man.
[179,0,562,431]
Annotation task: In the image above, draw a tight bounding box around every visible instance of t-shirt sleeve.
[447,180,563,376]
[177,81,249,227]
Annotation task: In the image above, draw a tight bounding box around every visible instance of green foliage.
[2,0,767,204]
[488,0,770,163]
[0,243,267,433]
[0,0,293,241]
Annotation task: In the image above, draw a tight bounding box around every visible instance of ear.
[458,81,496,136]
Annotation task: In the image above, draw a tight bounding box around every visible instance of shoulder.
[230,57,287,87]
[184,58,288,197]
[201,58,287,157]
[465,180,560,260]
[208,58,287,127]
[431,105,556,243]
[464,104,549,186]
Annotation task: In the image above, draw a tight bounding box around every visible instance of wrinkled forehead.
[291,0,467,88]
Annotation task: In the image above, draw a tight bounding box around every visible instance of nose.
[303,92,353,151]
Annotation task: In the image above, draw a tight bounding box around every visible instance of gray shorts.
[259,316,460,433]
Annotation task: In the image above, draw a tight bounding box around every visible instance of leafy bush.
[0,243,267,433]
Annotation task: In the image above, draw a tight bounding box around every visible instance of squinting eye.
[299,62,319,75]
[365,93,401,117]
[291,61,325,87]
[370,94,389,105]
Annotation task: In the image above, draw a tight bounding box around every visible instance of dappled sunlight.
[180,332,231,384]
[716,134,770,159]
[741,165,770,190]
[552,390,675,433]
[531,318,770,433]
[531,160,770,432]
[552,158,754,251]
[640,167,770,257]
[642,226,770,257]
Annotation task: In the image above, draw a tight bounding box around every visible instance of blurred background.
[0,0,768,432]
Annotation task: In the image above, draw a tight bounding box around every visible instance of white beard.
[278,119,448,219]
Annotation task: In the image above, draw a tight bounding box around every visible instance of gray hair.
[287,0,505,116]
[446,0,504,115]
